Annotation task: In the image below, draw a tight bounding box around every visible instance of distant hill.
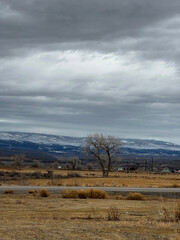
[0,131,180,161]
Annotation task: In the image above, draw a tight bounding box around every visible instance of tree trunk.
[103,169,109,177]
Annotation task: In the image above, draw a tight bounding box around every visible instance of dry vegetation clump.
[39,189,50,197]
[126,192,144,200]
[171,183,180,188]
[28,190,37,195]
[4,190,14,194]
[62,189,79,198]
[159,206,175,222]
[78,189,87,199]
[158,199,180,222]
[175,200,180,221]
[62,188,108,199]
[107,206,121,221]
[165,183,180,188]
[84,188,108,199]
[171,234,180,240]
[114,194,124,200]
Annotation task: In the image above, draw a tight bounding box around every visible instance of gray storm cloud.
[0,0,180,143]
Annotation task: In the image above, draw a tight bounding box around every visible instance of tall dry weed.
[175,200,180,221]
[107,206,121,221]
[158,198,178,222]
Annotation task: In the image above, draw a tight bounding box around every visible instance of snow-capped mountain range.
[0,131,180,150]
[0,131,180,159]
[0,131,84,147]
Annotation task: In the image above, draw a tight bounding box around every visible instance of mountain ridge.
[0,131,180,160]
[0,131,180,150]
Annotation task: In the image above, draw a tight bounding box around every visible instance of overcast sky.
[0,0,180,143]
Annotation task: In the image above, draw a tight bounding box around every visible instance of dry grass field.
[0,192,180,240]
[1,168,180,239]
[1,168,180,188]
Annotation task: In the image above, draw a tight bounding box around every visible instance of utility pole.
[144,160,147,172]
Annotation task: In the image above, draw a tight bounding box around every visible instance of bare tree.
[68,157,81,170]
[84,134,122,177]
[52,161,60,169]
[31,160,41,168]
[12,154,25,170]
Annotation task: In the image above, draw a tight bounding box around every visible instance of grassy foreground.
[0,193,180,240]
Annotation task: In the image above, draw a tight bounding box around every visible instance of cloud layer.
[0,0,180,143]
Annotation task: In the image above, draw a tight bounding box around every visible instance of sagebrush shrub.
[39,189,50,197]
[62,189,79,198]
[85,188,108,199]
[62,188,108,199]
[78,189,87,199]
[126,192,143,200]
[28,190,37,195]
[4,190,14,194]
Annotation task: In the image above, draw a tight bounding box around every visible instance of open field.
[0,193,180,240]
[0,168,180,188]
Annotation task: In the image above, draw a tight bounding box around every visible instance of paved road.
[0,186,180,197]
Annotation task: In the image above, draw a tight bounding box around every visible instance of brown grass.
[1,168,180,188]
[0,193,180,240]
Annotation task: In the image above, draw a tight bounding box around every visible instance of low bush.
[4,190,14,194]
[78,189,87,199]
[126,192,144,200]
[28,190,37,195]
[62,189,79,198]
[39,189,50,197]
[62,188,108,199]
[85,188,108,199]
